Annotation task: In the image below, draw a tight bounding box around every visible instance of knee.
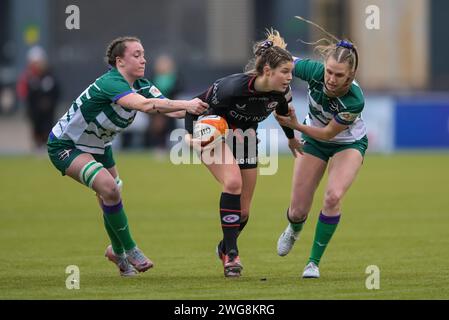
[289,206,308,222]
[324,189,343,209]
[99,181,121,203]
[223,176,242,194]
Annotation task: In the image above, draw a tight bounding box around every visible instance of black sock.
[220,192,241,254]
[238,217,249,233]
[286,207,307,232]
[287,208,307,224]
[220,215,248,254]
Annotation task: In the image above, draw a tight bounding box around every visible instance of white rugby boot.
[277,224,300,256]
[302,262,320,278]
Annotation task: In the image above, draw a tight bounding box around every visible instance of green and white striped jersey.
[294,59,366,144]
[51,67,163,154]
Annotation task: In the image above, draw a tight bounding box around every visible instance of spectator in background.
[145,54,183,153]
[17,46,60,152]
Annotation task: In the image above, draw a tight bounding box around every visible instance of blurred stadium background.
[1,0,449,300]
[0,0,448,153]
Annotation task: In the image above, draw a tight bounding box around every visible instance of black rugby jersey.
[185,73,294,139]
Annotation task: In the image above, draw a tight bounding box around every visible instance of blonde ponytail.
[295,16,359,73]
[245,28,293,75]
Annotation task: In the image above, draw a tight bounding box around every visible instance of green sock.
[308,212,340,266]
[286,208,305,232]
[102,201,136,251]
[103,215,124,255]
[290,222,304,233]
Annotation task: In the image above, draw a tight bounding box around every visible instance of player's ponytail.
[245,29,293,75]
[295,16,359,74]
[105,36,141,67]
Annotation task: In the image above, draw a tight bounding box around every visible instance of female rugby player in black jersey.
[184,30,302,277]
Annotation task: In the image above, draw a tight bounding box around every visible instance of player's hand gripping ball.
[193,115,228,147]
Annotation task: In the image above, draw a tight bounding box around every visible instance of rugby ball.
[193,115,228,147]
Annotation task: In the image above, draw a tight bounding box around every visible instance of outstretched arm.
[117,93,208,115]
[165,110,187,118]
[275,108,347,141]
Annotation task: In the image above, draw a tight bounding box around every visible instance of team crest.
[338,112,358,122]
[222,214,240,223]
[149,86,162,97]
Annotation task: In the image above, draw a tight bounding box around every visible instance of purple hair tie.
[337,40,354,50]
[256,40,274,56]
[261,40,273,49]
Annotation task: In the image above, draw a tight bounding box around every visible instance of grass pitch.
[0,152,448,299]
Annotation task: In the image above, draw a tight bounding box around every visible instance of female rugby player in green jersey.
[47,36,208,277]
[275,18,367,278]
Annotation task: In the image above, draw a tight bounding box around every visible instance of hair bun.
[255,40,274,56]
[261,40,273,49]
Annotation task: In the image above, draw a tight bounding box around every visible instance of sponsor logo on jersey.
[249,97,269,102]
[236,103,246,110]
[329,99,341,112]
[211,82,220,105]
[266,101,278,112]
[149,86,162,97]
[229,110,268,122]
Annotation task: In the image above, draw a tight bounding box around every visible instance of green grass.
[1,152,448,299]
